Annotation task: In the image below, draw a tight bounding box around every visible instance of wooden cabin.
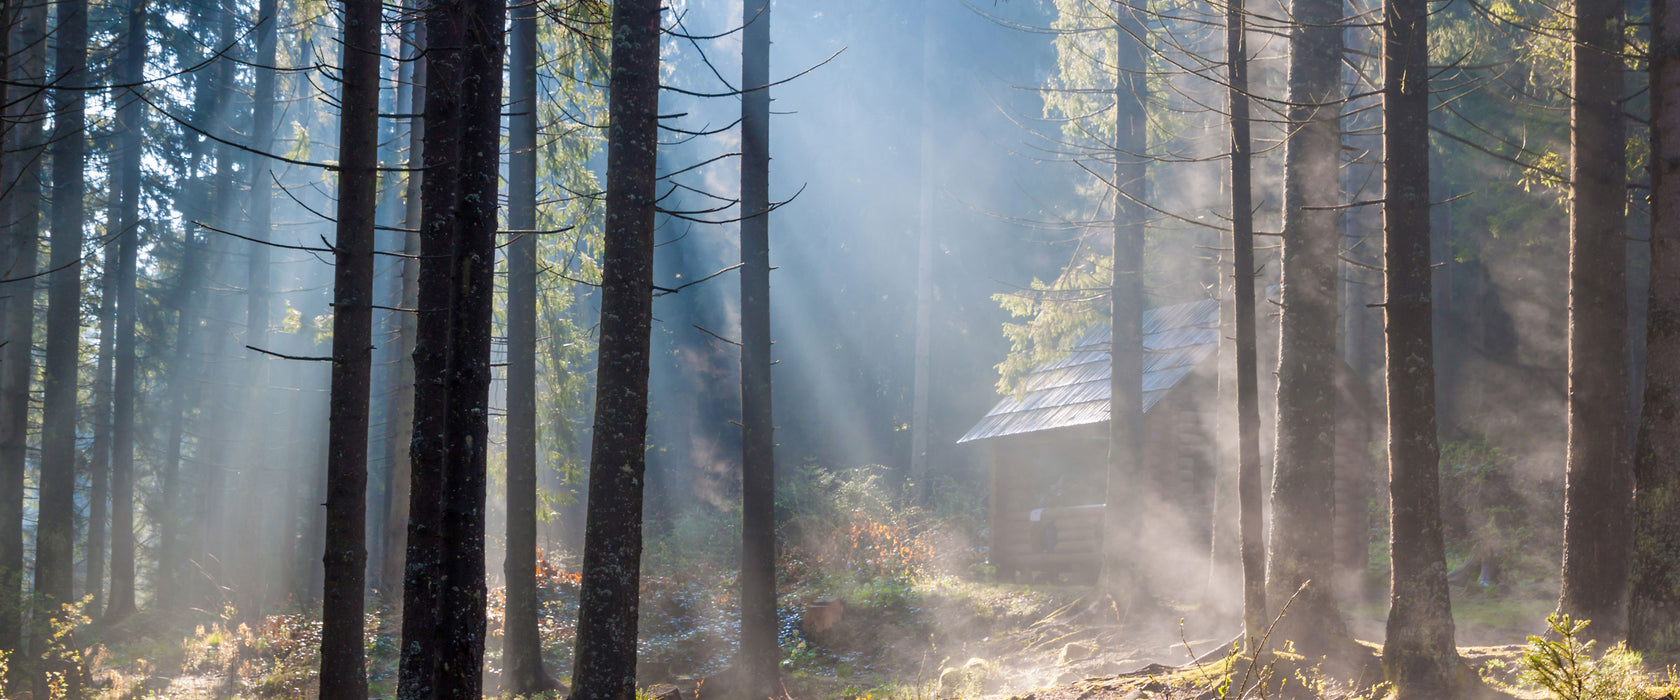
[961,297,1375,599]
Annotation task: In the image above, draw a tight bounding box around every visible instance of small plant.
[29,597,94,700]
[1518,613,1654,700]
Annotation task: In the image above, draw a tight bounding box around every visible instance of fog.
[0,0,1645,695]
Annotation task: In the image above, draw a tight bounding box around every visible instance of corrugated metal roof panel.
[959,297,1220,444]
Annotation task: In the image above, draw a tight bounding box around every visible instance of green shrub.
[777,463,936,583]
[1519,614,1655,700]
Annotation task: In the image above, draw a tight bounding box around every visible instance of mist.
[0,0,1672,697]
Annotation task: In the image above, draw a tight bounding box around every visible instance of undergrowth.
[1503,613,1678,700]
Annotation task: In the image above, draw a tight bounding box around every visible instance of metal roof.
[958,297,1219,444]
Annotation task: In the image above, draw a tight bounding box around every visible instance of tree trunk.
[37,0,88,628]
[89,231,114,617]
[1265,0,1349,653]
[434,0,504,693]
[158,0,227,613]
[1559,0,1634,645]
[318,0,380,695]
[366,17,408,597]
[1226,0,1265,653]
[568,0,661,696]
[0,8,8,668]
[284,31,327,608]
[1380,0,1462,694]
[501,0,546,690]
[1631,0,1680,655]
[397,0,455,687]
[397,0,504,694]
[1213,246,1238,603]
[36,0,87,692]
[1100,0,1149,605]
[0,0,7,274]
[381,11,423,609]
[740,0,778,694]
[908,0,935,503]
[106,0,148,621]
[0,0,47,673]
[236,0,280,619]
[189,0,242,606]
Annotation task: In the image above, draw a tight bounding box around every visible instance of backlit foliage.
[1518,614,1662,700]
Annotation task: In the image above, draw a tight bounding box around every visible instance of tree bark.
[0,0,7,263]
[366,12,408,597]
[500,0,546,690]
[397,0,456,688]
[434,0,504,692]
[1265,0,1349,653]
[1559,0,1633,645]
[318,0,381,696]
[106,0,148,621]
[1380,0,1463,694]
[35,0,87,692]
[396,0,503,694]
[908,0,935,503]
[740,0,779,694]
[1631,0,1680,655]
[380,10,423,609]
[568,0,661,697]
[1226,0,1266,652]
[89,226,114,617]
[0,0,47,672]
[37,0,88,628]
[1100,0,1149,605]
[0,8,8,665]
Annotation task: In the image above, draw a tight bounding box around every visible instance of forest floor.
[51,570,1680,700]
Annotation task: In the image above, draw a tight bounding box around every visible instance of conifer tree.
[569,0,662,696]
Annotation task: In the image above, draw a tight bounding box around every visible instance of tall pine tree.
[739,0,779,693]
[1632,0,1680,655]
[318,0,381,695]
[1380,0,1467,694]
[500,0,548,689]
[569,0,662,696]
[1559,0,1634,644]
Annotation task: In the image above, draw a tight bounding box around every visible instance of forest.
[1,0,1679,697]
